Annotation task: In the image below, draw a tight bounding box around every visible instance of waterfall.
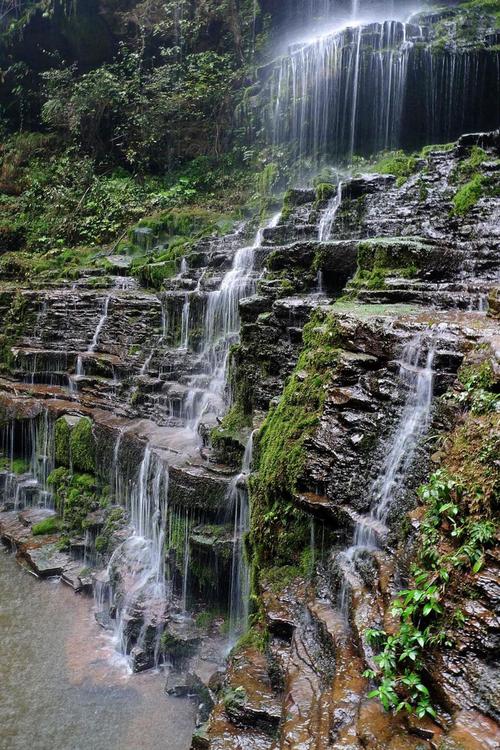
[265,21,422,165]
[180,294,190,350]
[259,16,499,165]
[228,432,254,639]
[89,296,111,352]
[70,295,111,388]
[102,441,169,668]
[181,509,191,613]
[161,297,169,339]
[0,411,55,509]
[318,181,343,242]
[96,214,281,665]
[338,336,435,614]
[182,212,281,438]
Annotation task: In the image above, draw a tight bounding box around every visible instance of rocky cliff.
[1,130,499,747]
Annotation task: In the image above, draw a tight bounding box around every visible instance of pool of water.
[0,548,196,750]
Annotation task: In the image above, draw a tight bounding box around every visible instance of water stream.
[318,180,343,242]
[99,212,281,665]
[71,295,112,389]
[228,431,255,640]
[338,334,436,614]
[0,548,195,750]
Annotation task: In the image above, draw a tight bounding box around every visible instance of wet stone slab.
[21,542,70,578]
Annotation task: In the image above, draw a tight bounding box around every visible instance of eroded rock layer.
[1,133,499,747]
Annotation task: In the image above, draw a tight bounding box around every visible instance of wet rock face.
[1,135,499,748]
[198,139,499,749]
[426,548,500,722]
[230,140,499,428]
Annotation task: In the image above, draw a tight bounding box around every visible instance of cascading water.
[254,4,500,166]
[0,410,55,510]
[181,212,281,438]
[318,180,343,242]
[180,294,190,350]
[98,213,281,665]
[71,295,111,389]
[266,20,423,165]
[102,441,169,667]
[89,296,111,352]
[228,432,254,640]
[338,335,436,614]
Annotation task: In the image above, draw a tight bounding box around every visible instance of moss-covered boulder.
[69,417,96,474]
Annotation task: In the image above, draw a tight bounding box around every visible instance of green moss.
[348,237,422,290]
[47,467,100,535]
[419,142,455,157]
[223,685,247,711]
[315,182,336,203]
[0,291,37,372]
[12,458,30,474]
[0,457,30,474]
[249,310,342,568]
[95,506,125,554]
[94,535,107,553]
[235,626,269,653]
[369,150,419,186]
[210,402,252,464]
[32,516,63,535]
[452,174,486,215]
[455,146,488,180]
[47,466,71,488]
[132,259,179,289]
[160,631,199,659]
[55,417,71,467]
[262,565,301,593]
[0,457,28,474]
[69,417,96,474]
[256,163,279,215]
[280,189,295,221]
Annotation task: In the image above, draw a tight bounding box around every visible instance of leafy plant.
[365,468,497,718]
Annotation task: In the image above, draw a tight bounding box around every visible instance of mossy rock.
[32,516,63,536]
[249,309,343,567]
[54,416,71,467]
[160,630,201,661]
[357,237,430,273]
[69,417,96,474]
[210,403,252,467]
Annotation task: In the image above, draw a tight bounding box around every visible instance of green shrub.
[364,469,496,719]
[32,516,63,535]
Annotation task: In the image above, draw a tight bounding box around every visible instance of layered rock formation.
[0,130,499,746]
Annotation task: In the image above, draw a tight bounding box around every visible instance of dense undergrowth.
[0,1,498,285]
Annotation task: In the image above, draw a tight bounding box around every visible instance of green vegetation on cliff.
[249,310,341,571]
[365,352,499,718]
[47,467,101,539]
